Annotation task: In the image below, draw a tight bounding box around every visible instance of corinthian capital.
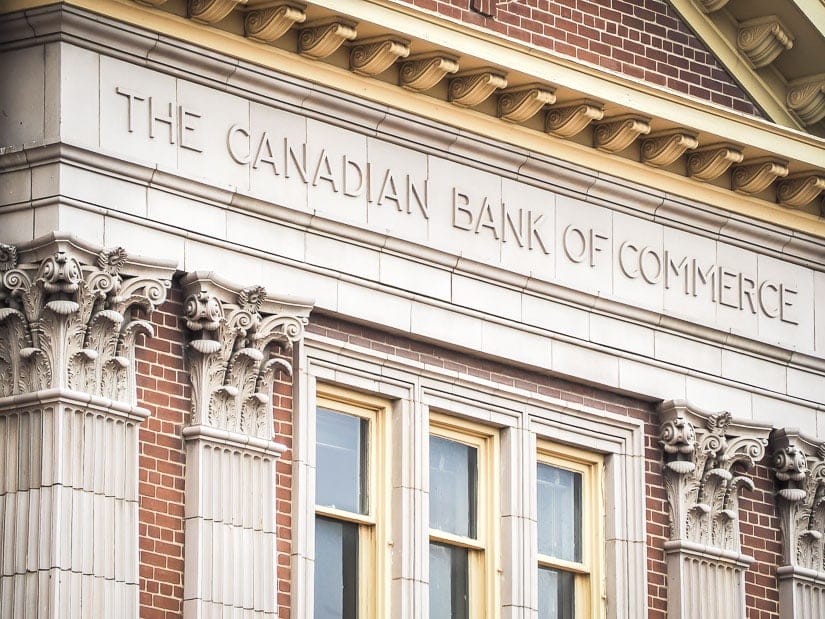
[0,233,174,402]
[658,400,770,551]
[181,272,313,440]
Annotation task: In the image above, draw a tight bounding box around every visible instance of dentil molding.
[0,233,174,403]
[181,272,313,441]
[658,400,771,551]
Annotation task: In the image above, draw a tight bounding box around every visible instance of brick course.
[398,0,763,116]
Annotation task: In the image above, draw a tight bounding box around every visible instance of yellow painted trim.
[429,412,500,619]
[315,389,391,619]
[668,0,801,129]
[537,442,605,619]
[4,0,825,238]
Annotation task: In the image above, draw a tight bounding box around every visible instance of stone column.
[657,400,771,619]
[180,272,312,618]
[770,429,825,618]
[0,234,173,618]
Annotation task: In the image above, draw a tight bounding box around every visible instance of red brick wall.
[133,291,781,618]
[399,0,763,116]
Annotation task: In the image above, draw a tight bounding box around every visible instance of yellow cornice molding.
[3,0,825,238]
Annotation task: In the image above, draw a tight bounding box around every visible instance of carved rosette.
[496,83,556,123]
[732,157,789,194]
[658,402,769,552]
[687,143,743,181]
[350,36,411,76]
[398,53,460,91]
[787,74,825,125]
[188,0,244,24]
[244,2,306,43]
[181,273,312,441]
[297,18,357,59]
[544,99,604,137]
[777,173,825,209]
[736,15,794,69]
[696,0,729,13]
[593,115,651,152]
[448,68,508,108]
[640,130,699,167]
[0,236,172,403]
[770,431,825,571]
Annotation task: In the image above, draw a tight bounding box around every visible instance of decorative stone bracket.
[544,98,604,137]
[593,114,651,153]
[181,271,313,440]
[769,429,825,618]
[736,15,794,69]
[0,233,174,404]
[658,400,771,619]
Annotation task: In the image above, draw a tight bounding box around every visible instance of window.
[314,391,389,619]
[536,443,603,619]
[428,413,498,618]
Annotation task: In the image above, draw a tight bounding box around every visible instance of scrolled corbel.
[686,143,743,181]
[731,157,789,194]
[398,53,459,91]
[736,15,793,69]
[448,68,508,108]
[496,83,556,123]
[297,17,357,60]
[350,35,411,76]
[593,114,651,152]
[776,172,825,209]
[244,2,306,43]
[696,0,729,13]
[188,0,244,24]
[544,99,604,138]
[787,73,825,125]
[640,129,699,167]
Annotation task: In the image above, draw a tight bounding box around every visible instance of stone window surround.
[293,330,647,618]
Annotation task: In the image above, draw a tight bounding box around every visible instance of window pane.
[429,435,477,537]
[314,516,359,619]
[429,542,469,619]
[538,567,575,619]
[537,463,582,562]
[316,407,368,514]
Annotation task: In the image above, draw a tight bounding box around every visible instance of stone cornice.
[0,232,174,404]
[3,0,824,221]
[180,271,313,440]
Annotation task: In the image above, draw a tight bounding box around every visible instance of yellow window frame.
[315,387,391,619]
[428,411,500,618]
[536,441,604,619]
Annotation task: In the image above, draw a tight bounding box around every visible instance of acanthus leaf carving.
[244,2,306,43]
[350,35,410,76]
[687,143,744,181]
[732,157,789,194]
[448,68,508,108]
[658,401,769,553]
[0,236,173,403]
[181,273,313,441]
[398,53,459,91]
[736,15,794,69]
[770,431,825,572]
[544,99,604,138]
[640,130,699,167]
[787,73,825,125]
[297,18,358,60]
[593,114,651,152]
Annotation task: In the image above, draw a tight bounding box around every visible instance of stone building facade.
[1,1,824,618]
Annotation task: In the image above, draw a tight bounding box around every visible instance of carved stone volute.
[770,429,825,571]
[181,272,313,441]
[0,234,174,403]
[658,400,770,552]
